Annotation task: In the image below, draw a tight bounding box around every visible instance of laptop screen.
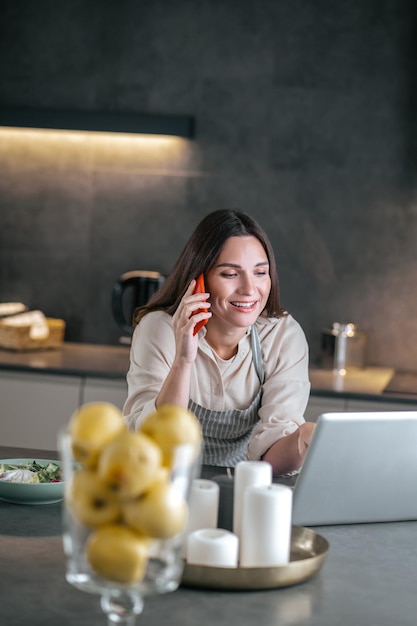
[291,411,417,526]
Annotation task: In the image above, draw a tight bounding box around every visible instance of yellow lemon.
[97,430,162,499]
[123,475,188,539]
[140,404,202,467]
[86,524,149,584]
[67,468,122,527]
[68,402,126,469]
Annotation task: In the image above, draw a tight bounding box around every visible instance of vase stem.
[100,590,144,625]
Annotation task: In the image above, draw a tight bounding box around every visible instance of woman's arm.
[155,280,211,408]
[261,422,315,474]
[123,312,176,428]
[123,281,211,427]
[154,358,194,408]
[247,315,314,473]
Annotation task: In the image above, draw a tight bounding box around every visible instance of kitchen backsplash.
[0,1,416,372]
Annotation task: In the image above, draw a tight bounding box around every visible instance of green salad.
[0,460,62,484]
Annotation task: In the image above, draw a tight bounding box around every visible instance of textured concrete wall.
[0,0,416,371]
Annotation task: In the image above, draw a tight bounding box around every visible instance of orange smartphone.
[192,273,208,335]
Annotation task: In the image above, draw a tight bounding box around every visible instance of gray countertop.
[0,341,130,379]
[309,366,417,404]
[1,444,417,626]
[309,367,417,404]
[309,366,395,396]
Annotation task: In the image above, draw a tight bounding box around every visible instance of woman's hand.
[261,421,316,475]
[171,280,211,363]
[155,280,210,409]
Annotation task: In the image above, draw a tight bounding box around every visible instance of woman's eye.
[221,272,238,278]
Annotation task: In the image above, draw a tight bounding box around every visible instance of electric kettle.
[111,270,165,336]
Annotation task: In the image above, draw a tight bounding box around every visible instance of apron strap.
[250,325,265,384]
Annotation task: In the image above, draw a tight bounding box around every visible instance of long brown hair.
[134,209,286,326]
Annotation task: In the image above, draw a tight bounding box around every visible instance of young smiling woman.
[123,209,315,475]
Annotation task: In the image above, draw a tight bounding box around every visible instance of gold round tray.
[181,525,329,590]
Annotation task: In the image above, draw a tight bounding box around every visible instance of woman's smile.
[229,300,258,311]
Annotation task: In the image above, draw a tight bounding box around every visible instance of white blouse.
[123,310,311,461]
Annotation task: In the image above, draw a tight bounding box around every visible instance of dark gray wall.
[0,0,416,371]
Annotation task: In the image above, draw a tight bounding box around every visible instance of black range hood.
[0,106,195,138]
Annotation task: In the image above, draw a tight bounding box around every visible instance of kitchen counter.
[1,342,417,404]
[309,366,395,396]
[309,366,417,405]
[0,341,130,379]
[1,444,417,626]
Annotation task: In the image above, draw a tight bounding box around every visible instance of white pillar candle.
[233,461,272,538]
[239,484,293,567]
[187,528,239,568]
[186,479,220,533]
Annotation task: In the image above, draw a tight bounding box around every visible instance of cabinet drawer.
[81,377,128,410]
[0,371,80,450]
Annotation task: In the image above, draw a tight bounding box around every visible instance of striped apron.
[188,325,264,467]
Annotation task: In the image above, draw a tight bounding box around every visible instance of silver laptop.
[292,411,417,526]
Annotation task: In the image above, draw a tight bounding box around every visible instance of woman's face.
[205,236,271,331]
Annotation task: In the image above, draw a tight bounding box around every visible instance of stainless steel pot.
[321,322,367,372]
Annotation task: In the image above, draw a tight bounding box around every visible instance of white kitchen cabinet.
[81,377,128,410]
[0,371,128,452]
[0,371,80,451]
